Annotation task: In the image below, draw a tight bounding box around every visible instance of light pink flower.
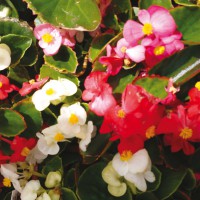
[59,29,76,47]
[34,23,62,56]
[123,6,177,44]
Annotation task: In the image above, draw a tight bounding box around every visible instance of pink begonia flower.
[59,29,76,47]
[82,71,116,116]
[34,23,62,56]
[19,76,49,96]
[123,6,177,45]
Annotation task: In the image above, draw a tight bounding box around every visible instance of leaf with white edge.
[171,6,200,44]
[44,46,78,73]
[23,0,101,31]
[61,188,78,200]
[135,77,169,99]
[1,34,32,67]
[13,98,43,137]
[77,162,132,200]
[149,45,200,86]
[174,0,198,6]
[0,18,37,66]
[139,0,173,9]
[0,109,26,137]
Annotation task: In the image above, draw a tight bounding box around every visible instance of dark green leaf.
[181,169,196,191]
[189,148,200,172]
[149,45,200,86]
[0,109,26,137]
[139,0,173,9]
[61,188,78,200]
[136,192,159,200]
[77,162,132,200]
[24,0,101,31]
[44,46,78,73]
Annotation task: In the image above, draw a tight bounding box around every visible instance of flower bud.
[45,171,62,188]
[48,189,61,200]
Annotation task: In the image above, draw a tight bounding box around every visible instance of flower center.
[120,46,127,53]
[42,33,53,43]
[54,133,64,142]
[142,23,153,35]
[0,82,3,88]
[154,46,165,56]
[46,88,55,95]
[29,79,35,84]
[68,113,79,124]
[120,150,133,161]
[179,127,193,139]
[117,109,125,118]
[195,81,200,91]
[146,125,156,139]
[21,147,30,157]
[3,178,11,187]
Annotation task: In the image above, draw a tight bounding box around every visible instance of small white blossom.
[0,7,10,18]
[0,43,11,70]
[36,192,51,200]
[32,78,77,111]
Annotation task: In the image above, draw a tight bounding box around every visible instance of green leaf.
[189,148,200,172]
[181,169,196,191]
[136,192,159,200]
[171,7,200,44]
[24,0,101,31]
[42,156,63,175]
[155,167,187,200]
[0,0,19,18]
[0,109,26,137]
[77,162,132,200]
[89,34,114,63]
[63,168,76,189]
[135,77,168,99]
[12,98,43,137]
[112,0,132,18]
[139,0,173,9]
[61,188,78,200]
[44,46,78,73]
[149,45,200,86]
[40,65,79,86]
[1,34,32,67]
[0,18,37,66]
[174,0,198,7]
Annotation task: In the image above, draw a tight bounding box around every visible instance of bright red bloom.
[0,150,10,164]
[10,136,37,162]
[82,71,116,116]
[19,76,49,96]
[157,105,200,155]
[0,75,19,100]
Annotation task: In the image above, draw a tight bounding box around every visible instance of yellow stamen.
[21,147,30,157]
[0,82,3,88]
[120,150,133,161]
[54,133,64,142]
[154,46,165,56]
[121,46,127,53]
[117,109,125,118]
[42,33,53,43]
[179,127,193,139]
[146,125,156,139]
[29,79,35,84]
[68,113,79,124]
[46,88,55,95]
[124,58,131,66]
[195,81,200,91]
[142,23,153,35]
[3,178,11,187]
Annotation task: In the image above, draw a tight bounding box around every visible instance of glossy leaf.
[171,7,200,44]
[1,34,32,67]
[44,46,78,73]
[0,109,26,137]
[155,167,187,200]
[62,188,78,200]
[135,77,168,99]
[0,18,37,66]
[139,0,173,9]
[149,45,200,86]
[77,162,132,200]
[136,192,158,200]
[24,0,101,31]
[174,0,198,6]
[12,98,43,137]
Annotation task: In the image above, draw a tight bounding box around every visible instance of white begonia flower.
[21,180,41,200]
[76,121,96,152]
[0,43,11,70]
[112,149,155,192]
[0,7,10,18]
[36,124,66,155]
[0,164,22,193]
[57,102,87,137]
[36,192,51,200]
[26,145,48,164]
[32,78,77,111]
